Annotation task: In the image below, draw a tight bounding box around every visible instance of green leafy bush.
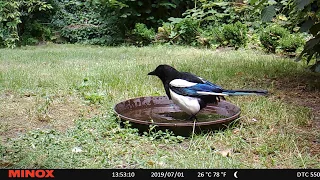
[155,22,173,44]
[84,92,104,104]
[173,18,199,45]
[87,0,195,45]
[221,21,248,48]
[200,26,222,48]
[204,21,248,49]
[278,34,305,53]
[0,0,20,48]
[52,0,123,45]
[61,24,108,45]
[259,25,290,52]
[91,0,194,31]
[0,0,53,48]
[20,21,53,45]
[154,17,200,45]
[155,18,200,45]
[21,36,39,46]
[183,1,257,27]
[131,23,156,45]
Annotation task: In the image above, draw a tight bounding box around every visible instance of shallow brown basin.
[113,96,241,136]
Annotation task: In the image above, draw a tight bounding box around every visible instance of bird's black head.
[148,64,179,82]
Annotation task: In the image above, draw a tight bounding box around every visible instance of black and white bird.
[148,64,268,120]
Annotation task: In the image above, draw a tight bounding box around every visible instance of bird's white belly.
[169,89,200,115]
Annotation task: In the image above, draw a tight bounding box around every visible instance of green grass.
[0,44,319,168]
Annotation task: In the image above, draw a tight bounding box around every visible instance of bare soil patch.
[0,91,101,143]
[269,73,320,156]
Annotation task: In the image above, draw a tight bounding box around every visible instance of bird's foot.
[217,96,226,102]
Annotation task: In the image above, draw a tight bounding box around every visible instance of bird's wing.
[180,72,206,84]
[180,72,224,89]
[169,79,227,97]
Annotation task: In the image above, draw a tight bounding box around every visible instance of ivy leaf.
[211,2,229,7]
[261,5,276,22]
[168,17,183,24]
[160,2,176,8]
[300,20,315,32]
[268,0,277,5]
[137,1,143,6]
[6,22,17,28]
[169,31,177,39]
[303,35,320,52]
[278,15,287,21]
[310,61,320,73]
[295,0,312,10]
[249,0,259,5]
[309,23,320,36]
[146,16,154,20]
[297,34,320,63]
[253,0,267,11]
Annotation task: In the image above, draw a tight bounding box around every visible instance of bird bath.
[113,96,241,136]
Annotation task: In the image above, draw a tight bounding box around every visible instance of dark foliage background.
[0,0,319,71]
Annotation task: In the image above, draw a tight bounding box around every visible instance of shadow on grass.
[268,70,320,156]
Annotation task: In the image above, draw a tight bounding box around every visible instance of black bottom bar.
[1,169,320,179]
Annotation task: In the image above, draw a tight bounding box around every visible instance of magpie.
[148,64,268,120]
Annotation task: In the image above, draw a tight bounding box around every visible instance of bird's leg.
[188,114,197,121]
[217,95,225,102]
[192,118,196,138]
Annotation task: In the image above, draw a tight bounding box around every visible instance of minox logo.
[8,170,54,178]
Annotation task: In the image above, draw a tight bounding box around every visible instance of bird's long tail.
[222,89,268,96]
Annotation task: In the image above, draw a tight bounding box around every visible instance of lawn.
[0,44,319,168]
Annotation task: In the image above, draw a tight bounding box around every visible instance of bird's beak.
[148,71,156,76]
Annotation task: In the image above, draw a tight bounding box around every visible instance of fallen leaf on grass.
[251,118,258,122]
[72,146,82,153]
[233,128,240,134]
[147,160,154,166]
[217,149,232,157]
